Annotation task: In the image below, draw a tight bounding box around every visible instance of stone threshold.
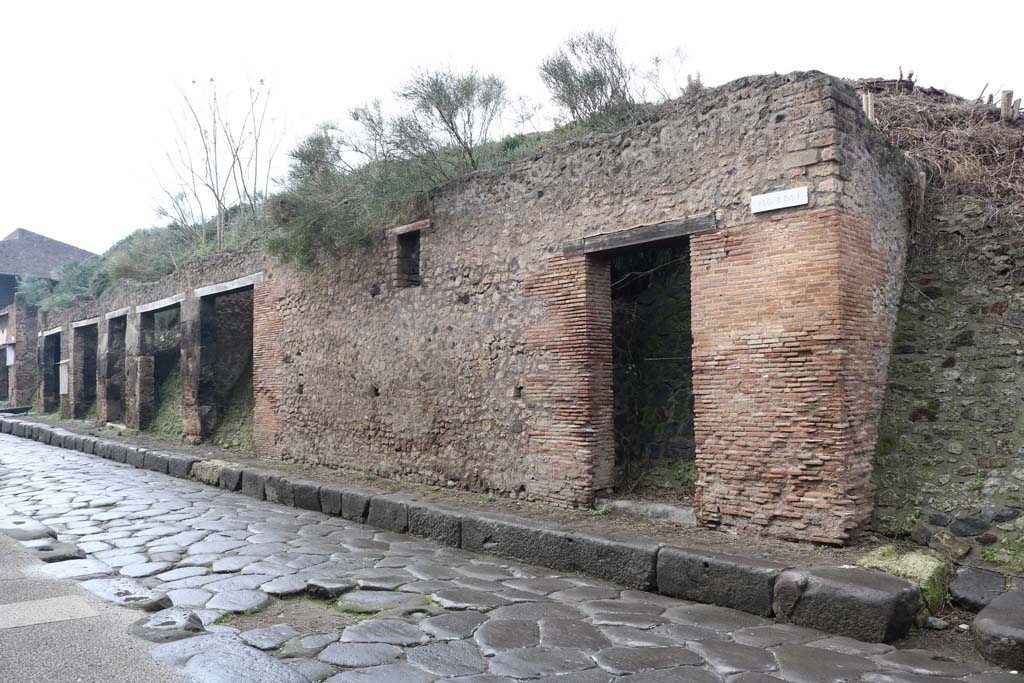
[595,497,697,526]
[1,417,927,646]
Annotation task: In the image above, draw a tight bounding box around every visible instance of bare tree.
[639,47,702,102]
[160,79,283,251]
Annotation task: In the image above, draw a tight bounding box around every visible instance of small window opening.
[395,231,421,288]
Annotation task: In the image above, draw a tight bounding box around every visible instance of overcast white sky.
[1,0,1019,254]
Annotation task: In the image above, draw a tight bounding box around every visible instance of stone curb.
[0,418,922,643]
[973,591,1024,669]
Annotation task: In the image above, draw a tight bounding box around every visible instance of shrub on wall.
[267,69,509,269]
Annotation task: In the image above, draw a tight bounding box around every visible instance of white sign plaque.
[750,186,809,214]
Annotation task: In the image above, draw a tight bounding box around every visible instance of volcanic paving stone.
[973,592,1024,669]
[539,619,611,652]
[432,588,511,611]
[731,624,826,648]
[0,515,54,541]
[0,435,1017,682]
[318,642,403,667]
[241,624,301,650]
[950,566,1008,611]
[336,589,426,613]
[167,588,214,608]
[206,589,271,613]
[488,646,597,678]
[120,561,173,578]
[341,619,427,646]
[406,639,488,677]
[419,610,488,639]
[287,658,337,681]
[183,647,311,683]
[260,575,307,596]
[39,557,114,579]
[688,640,778,675]
[874,649,984,677]
[129,607,205,643]
[475,619,540,655]
[81,577,172,610]
[663,604,766,631]
[307,578,357,599]
[804,636,895,657]
[773,644,879,683]
[326,662,437,682]
[26,539,86,562]
[280,633,340,658]
[592,646,704,675]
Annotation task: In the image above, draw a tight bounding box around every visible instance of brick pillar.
[8,295,37,406]
[252,275,285,458]
[34,328,44,415]
[690,207,898,544]
[522,254,614,507]
[96,318,110,423]
[69,322,84,419]
[59,320,71,419]
[181,295,218,441]
[97,315,128,424]
[124,310,155,430]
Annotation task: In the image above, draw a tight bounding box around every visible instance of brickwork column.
[181,295,218,441]
[34,328,45,415]
[96,319,111,423]
[523,254,614,507]
[59,319,72,419]
[252,274,285,459]
[124,310,155,430]
[69,322,85,419]
[8,295,38,406]
[689,207,899,544]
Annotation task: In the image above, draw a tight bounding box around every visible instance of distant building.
[0,229,94,405]
[0,228,95,307]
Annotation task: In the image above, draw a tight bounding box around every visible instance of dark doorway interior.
[611,240,695,498]
[149,306,182,434]
[74,324,98,418]
[42,333,61,413]
[199,287,254,445]
[106,316,127,422]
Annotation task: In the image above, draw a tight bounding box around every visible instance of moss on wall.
[875,197,1024,565]
[150,367,183,439]
[208,362,254,450]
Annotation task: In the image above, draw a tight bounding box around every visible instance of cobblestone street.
[0,434,1015,682]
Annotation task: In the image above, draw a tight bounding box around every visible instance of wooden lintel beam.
[562,213,717,257]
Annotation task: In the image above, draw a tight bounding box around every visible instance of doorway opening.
[139,305,182,434]
[198,287,254,448]
[73,323,98,418]
[610,240,695,502]
[41,332,61,413]
[104,316,128,422]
